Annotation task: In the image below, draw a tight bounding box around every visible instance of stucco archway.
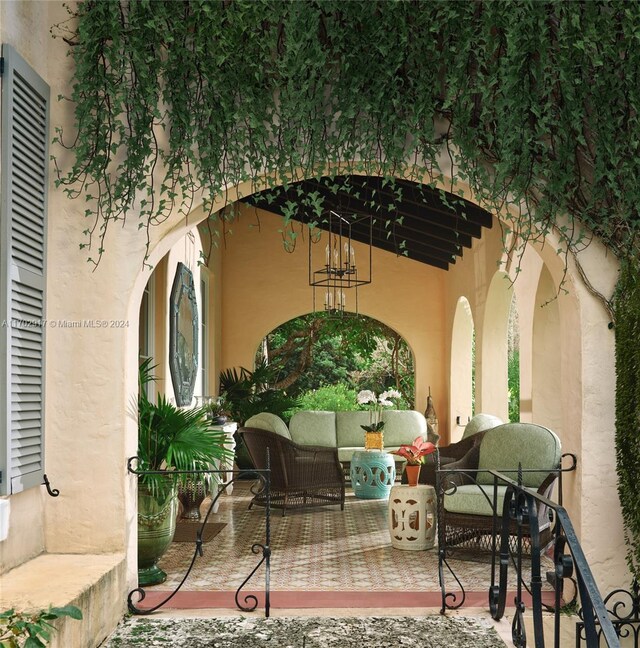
[532,266,562,434]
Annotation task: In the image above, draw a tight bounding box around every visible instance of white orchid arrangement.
[357,388,402,432]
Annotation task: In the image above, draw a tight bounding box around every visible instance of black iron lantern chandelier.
[308,211,372,315]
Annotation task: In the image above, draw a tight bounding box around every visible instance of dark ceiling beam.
[240,174,493,272]
[391,177,494,228]
[266,179,474,249]
[335,176,485,238]
[249,195,464,262]
[272,195,469,253]
[342,219,461,264]
[350,176,494,229]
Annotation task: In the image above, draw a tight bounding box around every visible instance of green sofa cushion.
[244,413,291,440]
[476,423,561,488]
[382,410,428,446]
[289,410,337,447]
[335,411,372,447]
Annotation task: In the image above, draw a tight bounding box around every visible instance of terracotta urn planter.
[404,463,421,487]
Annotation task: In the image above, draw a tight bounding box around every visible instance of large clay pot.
[137,483,178,586]
[404,464,421,487]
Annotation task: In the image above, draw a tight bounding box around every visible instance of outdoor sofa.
[241,426,345,515]
[245,409,431,465]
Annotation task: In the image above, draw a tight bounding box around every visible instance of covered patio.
[0,2,633,647]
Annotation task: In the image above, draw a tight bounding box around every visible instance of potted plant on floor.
[136,360,234,586]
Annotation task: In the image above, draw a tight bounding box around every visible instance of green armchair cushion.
[461,413,503,440]
[476,423,561,488]
[443,484,508,516]
[289,410,337,447]
[244,412,292,440]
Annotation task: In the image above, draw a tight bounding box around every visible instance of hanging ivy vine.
[53,0,640,271]
[53,1,640,580]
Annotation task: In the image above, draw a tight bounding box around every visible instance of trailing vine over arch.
[54,1,640,273]
[53,1,640,581]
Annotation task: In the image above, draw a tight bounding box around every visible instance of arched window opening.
[508,293,520,422]
[255,313,416,411]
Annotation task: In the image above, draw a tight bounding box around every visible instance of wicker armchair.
[438,422,568,553]
[240,427,345,515]
[401,413,503,486]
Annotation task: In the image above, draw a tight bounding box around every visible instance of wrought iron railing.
[437,457,621,647]
[126,454,271,617]
[576,580,640,647]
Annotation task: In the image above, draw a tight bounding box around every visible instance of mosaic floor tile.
[157,482,552,595]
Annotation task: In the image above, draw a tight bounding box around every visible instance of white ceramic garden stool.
[388,484,437,550]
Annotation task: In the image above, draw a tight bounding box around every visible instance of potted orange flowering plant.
[391,436,437,486]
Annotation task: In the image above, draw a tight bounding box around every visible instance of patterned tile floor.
[155,482,552,598]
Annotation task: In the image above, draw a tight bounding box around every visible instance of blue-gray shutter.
[0,44,49,495]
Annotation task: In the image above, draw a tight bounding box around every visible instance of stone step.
[0,552,126,648]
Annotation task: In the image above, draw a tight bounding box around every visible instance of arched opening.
[135,224,210,404]
[449,296,474,442]
[254,312,416,410]
[479,271,514,420]
[532,265,562,434]
[116,169,620,605]
[508,293,520,422]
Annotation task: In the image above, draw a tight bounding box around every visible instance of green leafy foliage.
[53,1,640,270]
[137,359,233,494]
[0,605,82,647]
[293,384,358,413]
[218,361,300,426]
[257,313,415,406]
[614,261,640,581]
[508,350,520,423]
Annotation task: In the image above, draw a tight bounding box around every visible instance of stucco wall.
[0,0,49,576]
[443,207,625,591]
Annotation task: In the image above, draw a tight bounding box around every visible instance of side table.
[388,484,436,550]
[350,450,396,499]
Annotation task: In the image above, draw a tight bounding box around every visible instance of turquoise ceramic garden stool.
[350,450,396,499]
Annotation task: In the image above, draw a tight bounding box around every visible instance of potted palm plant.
[136,360,234,586]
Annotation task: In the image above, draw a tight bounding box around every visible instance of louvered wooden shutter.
[0,45,49,495]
